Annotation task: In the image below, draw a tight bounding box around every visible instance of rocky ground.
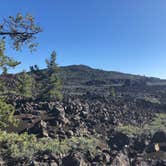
[0,65,166,165]
[1,91,165,166]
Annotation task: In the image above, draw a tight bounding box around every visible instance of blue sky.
[1,0,166,78]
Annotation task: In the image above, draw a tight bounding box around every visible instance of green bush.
[0,131,102,159]
[116,125,143,137]
[0,98,18,129]
[143,113,166,134]
[116,113,166,137]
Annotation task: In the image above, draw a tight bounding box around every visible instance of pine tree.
[0,13,41,74]
[0,97,18,129]
[0,13,41,129]
[0,39,20,74]
[44,51,62,101]
[30,65,46,99]
[0,81,6,95]
[109,86,116,97]
[17,71,34,98]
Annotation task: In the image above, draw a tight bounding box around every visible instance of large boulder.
[109,132,130,150]
[111,152,130,166]
[151,130,166,143]
[62,152,89,166]
[33,151,59,166]
[145,130,166,153]
[24,120,49,137]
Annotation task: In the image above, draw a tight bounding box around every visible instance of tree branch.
[0,32,38,36]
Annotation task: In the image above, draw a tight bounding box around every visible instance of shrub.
[0,98,18,129]
[116,125,143,137]
[0,131,102,160]
[116,113,166,137]
[143,113,166,134]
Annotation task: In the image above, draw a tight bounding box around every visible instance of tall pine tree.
[44,51,62,101]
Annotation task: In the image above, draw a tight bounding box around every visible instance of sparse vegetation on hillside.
[144,113,166,134]
[0,11,165,166]
[116,125,143,137]
[116,113,166,137]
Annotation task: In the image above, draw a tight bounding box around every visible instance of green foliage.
[0,132,37,159]
[29,65,45,98]
[0,13,40,132]
[45,51,57,69]
[0,131,101,159]
[116,125,142,137]
[116,113,166,137]
[16,71,34,98]
[0,39,20,74]
[0,98,18,129]
[65,136,101,154]
[0,80,6,94]
[143,96,161,104]
[0,13,41,74]
[0,13,42,51]
[144,113,166,134]
[49,72,63,100]
[43,51,63,101]
[109,86,116,97]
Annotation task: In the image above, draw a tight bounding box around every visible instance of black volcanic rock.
[1,65,166,165]
[62,152,88,166]
[108,132,130,151]
[152,130,166,144]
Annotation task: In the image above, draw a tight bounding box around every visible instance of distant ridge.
[60,64,163,81]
